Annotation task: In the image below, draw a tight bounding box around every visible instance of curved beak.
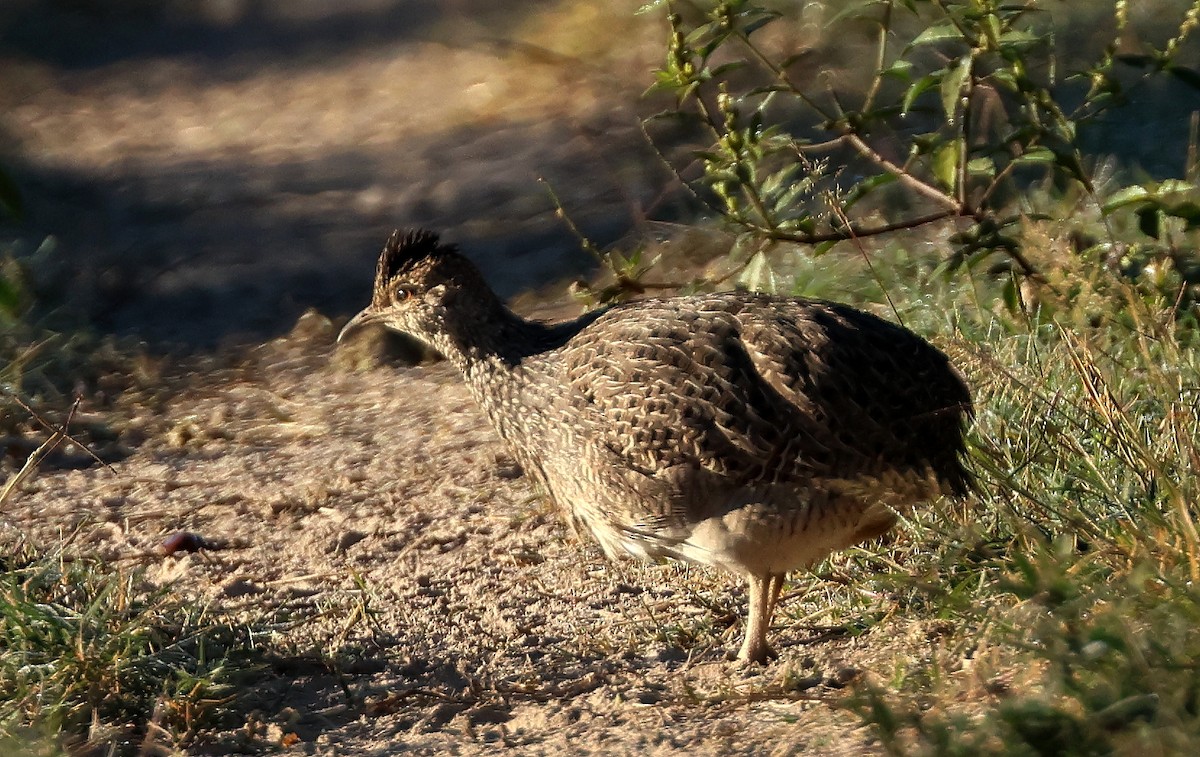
[337,308,378,344]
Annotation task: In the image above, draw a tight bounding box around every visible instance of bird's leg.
[766,572,786,620]
[735,573,780,664]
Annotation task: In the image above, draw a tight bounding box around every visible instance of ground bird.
[339,230,973,663]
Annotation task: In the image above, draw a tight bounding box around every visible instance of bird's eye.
[394,285,413,302]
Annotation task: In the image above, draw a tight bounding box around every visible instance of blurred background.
[0,0,676,347]
[1,0,1196,349]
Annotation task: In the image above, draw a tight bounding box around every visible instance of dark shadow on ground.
[5,117,666,348]
[0,0,555,73]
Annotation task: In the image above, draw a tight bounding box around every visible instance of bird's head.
[338,229,492,348]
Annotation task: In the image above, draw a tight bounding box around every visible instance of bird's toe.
[729,641,779,666]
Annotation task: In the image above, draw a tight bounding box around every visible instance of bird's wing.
[556,296,837,532]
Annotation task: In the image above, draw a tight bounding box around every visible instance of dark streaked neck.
[430,300,563,375]
[426,296,606,453]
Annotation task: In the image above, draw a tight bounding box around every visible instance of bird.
[339,229,973,664]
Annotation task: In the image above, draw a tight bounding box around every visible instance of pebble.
[332,530,367,553]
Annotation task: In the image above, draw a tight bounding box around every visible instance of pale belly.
[555,469,936,579]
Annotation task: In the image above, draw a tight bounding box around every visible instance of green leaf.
[0,274,21,318]
[967,156,995,178]
[706,168,742,185]
[1155,179,1195,196]
[1012,146,1056,165]
[761,163,802,199]
[940,55,971,124]
[880,59,915,81]
[826,0,889,29]
[741,12,780,37]
[685,21,720,47]
[903,73,942,115]
[910,22,964,48]
[1102,185,1151,213]
[813,240,838,256]
[774,184,815,217]
[911,131,942,155]
[932,141,959,191]
[1099,182,1197,214]
[739,250,778,293]
[710,61,747,77]
[998,29,1041,47]
[842,172,898,210]
[789,216,816,235]
[984,13,1002,46]
[1002,276,1021,313]
[988,67,1020,92]
[1166,201,1200,229]
[745,83,790,97]
[1049,145,1086,183]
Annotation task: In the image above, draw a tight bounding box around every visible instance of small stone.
[494,461,524,480]
[333,530,367,553]
[277,707,301,727]
[160,531,209,556]
[645,646,687,664]
[827,667,861,688]
[779,669,823,692]
[635,688,662,704]
[223,578,265,598]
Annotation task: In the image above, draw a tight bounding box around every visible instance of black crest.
[376,228,457,283]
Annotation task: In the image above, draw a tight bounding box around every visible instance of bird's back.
[516,291,971,564]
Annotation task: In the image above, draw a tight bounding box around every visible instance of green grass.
[757,233,1200,753]
[0,537,263,754]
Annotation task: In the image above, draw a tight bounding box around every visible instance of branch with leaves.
[640,0,1200,309]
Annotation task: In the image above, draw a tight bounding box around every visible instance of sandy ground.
[0,317,948,755]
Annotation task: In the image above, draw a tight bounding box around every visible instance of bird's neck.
[430,303,558,440]
[433,302,551,372]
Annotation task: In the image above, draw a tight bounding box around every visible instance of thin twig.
[538,178,606,266]
[828,200,904,327]
[759,210,959,245]
[841,133,963,213]
[860,0,894,114]
[3,389,118,475]
[0,397,80,508]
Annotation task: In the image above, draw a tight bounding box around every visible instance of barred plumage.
[340,229,973,663]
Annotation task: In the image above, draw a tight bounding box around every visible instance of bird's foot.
[727,641,779,666]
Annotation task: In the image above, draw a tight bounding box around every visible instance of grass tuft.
[0,535,261,754]
[807,235,1200,753]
